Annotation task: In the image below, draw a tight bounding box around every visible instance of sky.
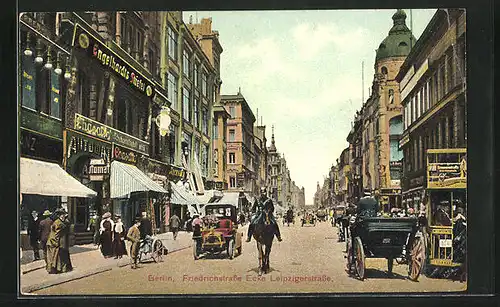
[183,9,437,204]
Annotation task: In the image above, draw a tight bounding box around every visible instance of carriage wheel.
[387,257,394,274]
[408,236,425,281]
[354,237,365,280]
[227,239,235,259]
[152,240,163,263]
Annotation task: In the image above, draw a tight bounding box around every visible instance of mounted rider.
[246,187,283,242]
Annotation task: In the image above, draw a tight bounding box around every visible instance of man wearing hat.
[127,217,141,269]
[38,210,53,266]
[246,187,282,243]
[27,210,41,261]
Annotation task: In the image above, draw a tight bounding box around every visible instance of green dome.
[375,9,416,61]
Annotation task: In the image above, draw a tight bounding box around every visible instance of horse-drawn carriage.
[192,204,243,260]
[316,208,328,222]
[346,197,426,281]
[301,212,316,227]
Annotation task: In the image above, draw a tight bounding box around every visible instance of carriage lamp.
[44,46,53,70]
[34,38,44,64]
[63,58,72,81]
[154,106,171,137]
[24,32,33,57]
[54,52,62,75]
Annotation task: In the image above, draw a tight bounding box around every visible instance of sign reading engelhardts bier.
[72,23,155,98]
[74,113,148,155]
[427,160,467,189]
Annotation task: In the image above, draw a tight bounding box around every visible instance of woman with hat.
[99,212,114,258]
[46,209,73,274]
[112,214,127,259]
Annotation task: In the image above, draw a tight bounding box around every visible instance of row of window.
[404,38,465,130]
[404,115,455,173]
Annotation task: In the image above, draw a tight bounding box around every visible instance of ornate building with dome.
[361,9,415,211]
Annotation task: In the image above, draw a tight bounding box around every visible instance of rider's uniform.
[247,196,281,240]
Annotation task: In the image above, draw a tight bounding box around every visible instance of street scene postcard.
[18,9,467,295]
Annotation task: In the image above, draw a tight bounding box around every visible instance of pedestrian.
[46,209,73,274]
[191,214,203,236]
[127,217,141,269]
[138,211,153,240]
[112,214,127,259]
[99,212,114,258]
[27,210,41,261]
[169,212,181,240]
[38,210,53,267]
[93,214,101,248]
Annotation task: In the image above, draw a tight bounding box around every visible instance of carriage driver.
[246,187,283,242]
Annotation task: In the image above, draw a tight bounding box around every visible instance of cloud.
[291,22,371,60]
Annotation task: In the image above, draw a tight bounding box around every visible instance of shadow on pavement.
[363,268,408,280]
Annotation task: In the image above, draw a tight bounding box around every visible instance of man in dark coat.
[246,187,282,242]
[38,210,53,266]
[27,211,41,261]
[138,212,153,240]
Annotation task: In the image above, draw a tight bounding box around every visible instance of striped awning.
[110,161,167,199]
[20,157,97,198]
[170,181,201,205]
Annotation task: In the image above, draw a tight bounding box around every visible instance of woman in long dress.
[99,212,114,258]
[46,209,73,274]
[112,215,127,259]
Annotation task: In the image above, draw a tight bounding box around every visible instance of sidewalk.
[20,231,193,294]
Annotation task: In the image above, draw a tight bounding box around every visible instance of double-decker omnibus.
[425,148,467,276]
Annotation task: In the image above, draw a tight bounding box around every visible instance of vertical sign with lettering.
[21,55,36,109]
[50,71,61,118]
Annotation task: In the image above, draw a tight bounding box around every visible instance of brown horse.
[253,210,275,276]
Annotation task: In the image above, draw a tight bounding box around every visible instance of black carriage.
[346,197,426,281]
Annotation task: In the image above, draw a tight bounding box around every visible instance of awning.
[170,181,201,205]
[110,161,167,199]
[20,157,97,198]
[216,192,240,207]
[197,189,223,203]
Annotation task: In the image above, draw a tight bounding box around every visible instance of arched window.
[381,66,388,75]
[389,115,403,135]
[398,41,408,47]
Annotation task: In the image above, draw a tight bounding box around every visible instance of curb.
[21,266,112,294]
[22,243,193,293]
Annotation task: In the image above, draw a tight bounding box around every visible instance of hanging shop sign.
[168,165,186,181]
[113,144,138,164]
[72,23,155,98]
[20,108,63,140]
[89,158,109,181]
[21,54,36,110]
[66,129,112,165]
[74,113,148,155]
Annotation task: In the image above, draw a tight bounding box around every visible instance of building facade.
[220,92,256,195]
[361,9,414,211]
[397,9,466,211]
[346,111,364,204]
[253,123,268,195]
[212,102,230,191]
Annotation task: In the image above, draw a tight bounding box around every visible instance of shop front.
[402,175,425,212]
[64,128,112,241]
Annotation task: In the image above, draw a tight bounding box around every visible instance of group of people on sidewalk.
[27,208,73,274]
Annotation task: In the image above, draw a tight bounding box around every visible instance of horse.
[252,209,275,276]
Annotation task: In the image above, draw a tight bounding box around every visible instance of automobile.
[345,197,426,281]
[301,212,316,227]
[192,204,243,260]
